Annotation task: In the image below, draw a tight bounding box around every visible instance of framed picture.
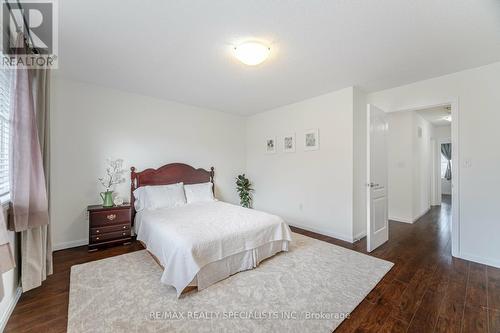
[283,133,295,153]
[304,128,319,151]
[265,137,276,154]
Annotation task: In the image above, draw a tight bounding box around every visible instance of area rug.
[68,232,393,333]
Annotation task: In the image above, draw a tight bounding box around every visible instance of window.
[0,69,10,197]
[441,153,450,179]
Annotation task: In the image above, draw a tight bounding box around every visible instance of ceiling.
[417,106,452,127]
[58,0,500,115]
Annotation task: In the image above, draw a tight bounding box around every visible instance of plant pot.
[100,191,114,207]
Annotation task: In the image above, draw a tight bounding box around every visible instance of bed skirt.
[141,239,289,293]
[190,239,289,290]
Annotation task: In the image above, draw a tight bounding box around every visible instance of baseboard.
[0,286,21,332]
[353,231,366,242]
[389,208,431,224]
[389,216,413,224]
[53,239,88,251]
[457,252,500,269]
[288,223,354,243]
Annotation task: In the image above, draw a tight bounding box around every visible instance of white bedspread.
[135,201,292,297]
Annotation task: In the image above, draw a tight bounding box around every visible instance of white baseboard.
[0,286,21,332]
[457,251,500,269]
[389,216,413,223]
[353,231,367,242]
[53,239,87,251]
[288,223,354,243]
[390,207,431,224]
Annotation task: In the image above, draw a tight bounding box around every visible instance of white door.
[367,104,389,252]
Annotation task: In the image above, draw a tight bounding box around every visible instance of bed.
[130,163,292,297]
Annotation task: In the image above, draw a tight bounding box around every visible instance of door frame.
[387,98,460,257]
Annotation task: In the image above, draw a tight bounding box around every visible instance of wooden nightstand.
[87,204,132,251]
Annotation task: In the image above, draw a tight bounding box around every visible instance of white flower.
[98,158,127,190]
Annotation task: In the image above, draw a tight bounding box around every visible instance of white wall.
[246,87,357,242]
[368,61,500,268]
[441,178,452,195]
[51,77,246,249]
[412,113,432,219]
[352,88,367,240]
[386,111,432,223]
[433,126,451,140]
[387,112,414,222]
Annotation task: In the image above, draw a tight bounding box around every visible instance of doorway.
[367,101,459,256]
[386,105,452,220]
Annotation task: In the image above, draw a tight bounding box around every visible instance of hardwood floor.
[5,196,500,332]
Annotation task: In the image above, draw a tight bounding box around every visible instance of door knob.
[369,182,379,188]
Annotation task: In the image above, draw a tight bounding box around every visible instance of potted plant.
[98,159,126,207]
[236,174,253,208]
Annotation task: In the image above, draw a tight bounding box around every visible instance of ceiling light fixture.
[233,42,270,66]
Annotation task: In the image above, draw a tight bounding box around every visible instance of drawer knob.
[123,226,126,229]
[106,214,116,221]
[96,237,100,240]
[96,230,100,233]
[122,232,126,236]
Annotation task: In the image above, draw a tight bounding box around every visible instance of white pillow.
[145,183,186,210]
[133,183,186,211]
[184,182,214,204]
[133,187,147,211]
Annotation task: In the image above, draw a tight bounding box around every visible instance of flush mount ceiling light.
[233,42,270,66]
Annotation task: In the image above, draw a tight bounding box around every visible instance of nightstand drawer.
[90,209,130,227]
[91,230,131,243]
[90,224,130,236]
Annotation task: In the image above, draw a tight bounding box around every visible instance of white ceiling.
[417,106,452,127]
[58,0,500,115]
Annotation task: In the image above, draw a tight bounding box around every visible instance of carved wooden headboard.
[130,163,214,223]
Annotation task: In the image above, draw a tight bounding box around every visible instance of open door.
[367,104,389,252]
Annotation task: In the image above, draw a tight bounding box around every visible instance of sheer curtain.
[8,33,52,291]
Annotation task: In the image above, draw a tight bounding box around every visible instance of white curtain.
[8,33,52,291]
[20,67,52,291]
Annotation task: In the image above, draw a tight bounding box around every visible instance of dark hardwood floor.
[5,196,500,332]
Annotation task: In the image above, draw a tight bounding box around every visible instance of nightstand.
[87,204,132,251]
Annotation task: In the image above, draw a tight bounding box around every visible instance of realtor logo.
[1,0,58,68]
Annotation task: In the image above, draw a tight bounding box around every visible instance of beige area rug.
[68,232,393,333]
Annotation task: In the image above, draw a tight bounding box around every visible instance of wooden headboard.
[130,163,214,222]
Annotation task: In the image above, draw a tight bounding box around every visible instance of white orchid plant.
[98,158,126,191]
